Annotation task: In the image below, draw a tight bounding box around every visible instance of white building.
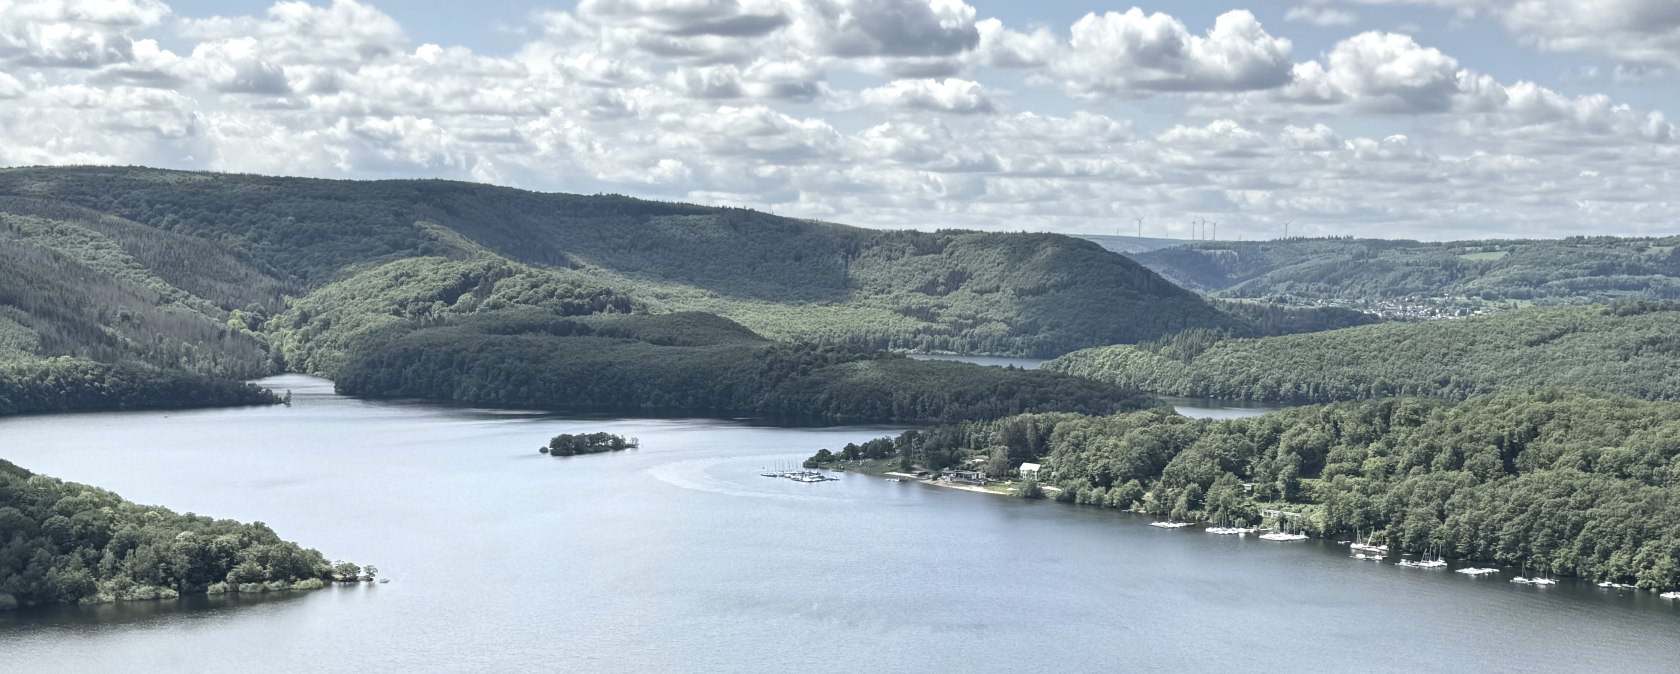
[1019,462,1042,480]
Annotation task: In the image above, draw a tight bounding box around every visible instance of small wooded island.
[540,432,639,457]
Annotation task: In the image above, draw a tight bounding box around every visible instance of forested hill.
[1045,302,1680,404]
[870,390,1680,588]
[0,166,1351,358]
[1131,236,1680,315]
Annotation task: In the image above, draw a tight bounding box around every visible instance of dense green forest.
[0,460,362,610]
[1046,303,1680,403]
[268,256,640,378]
[1132,236,1680,314]
[835,390,1680,588]
[542,433,639,457]
[0,359,278,415]
[0,166,1357,358]
[333,310,1156,422]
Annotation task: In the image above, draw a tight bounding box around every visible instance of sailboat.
[1259,516,1308,541]
[1349,529,1389,555]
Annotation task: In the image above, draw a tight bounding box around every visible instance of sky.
[1,1,1678,241]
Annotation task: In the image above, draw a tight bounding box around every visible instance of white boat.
[1510,577,1533,584]
[1531,578,1557,586]
[1259,531,1308,542]
[1348,530,1389,554]
[1351,553,1383,561]
[1150,521,1193,529]
[1660,591,1680,600]
[1455,567,1498,576]
[1400,546,1447,569]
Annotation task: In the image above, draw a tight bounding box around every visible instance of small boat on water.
[1511,577,1533,584]
[1205,526,1258,535]
[1399,546,1447,569]
[1260,515,1308,541]
[1597,581,1633,589]
[1531,578,1558,586]
[1150,521,1193,529]
[1204,518,1257,535]
[1456,567,1499,576]
[1351,553,1384,561]
[1660,591,1680,600]
[1348,529,1389,554]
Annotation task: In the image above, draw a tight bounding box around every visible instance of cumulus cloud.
[1314,0,1680,67]
[1057,9,1294,94]
[859,77,992,114]
[1283,32,1461,113]
[0,0,170,67]
[973,17,1056,68]
[0,0,1676,240]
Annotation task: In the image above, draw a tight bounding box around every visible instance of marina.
[761,468,840,483]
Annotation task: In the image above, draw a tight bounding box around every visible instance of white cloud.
[973,17,1056,68]
[1283,32,1461,113]
[859,77,992,114]
[1285,6,1358,27]
[1504,0,1680,66]
[0,0,1676,240]
[1314,0,1680,67]
[578,0,791,37]
[1057,9,1294,94]
[0,0,169,67]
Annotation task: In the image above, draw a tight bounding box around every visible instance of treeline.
[333,310,1156,423]
[1046,303,1680,403]
[1133,236,1680,306]
[0,460,358,610]
[851,390,1680,588]
[0,359,279,415]
[542,433,638,456]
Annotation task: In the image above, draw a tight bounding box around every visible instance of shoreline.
[883,471,1008,496]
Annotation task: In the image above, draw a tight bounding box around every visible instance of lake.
[2,375,1677,673]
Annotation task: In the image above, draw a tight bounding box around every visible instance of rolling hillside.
[0,166,1268,358]
[1131,237,1680,317]
[1045,302,1680,403]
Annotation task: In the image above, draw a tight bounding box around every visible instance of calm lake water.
[2,375,1677,673]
